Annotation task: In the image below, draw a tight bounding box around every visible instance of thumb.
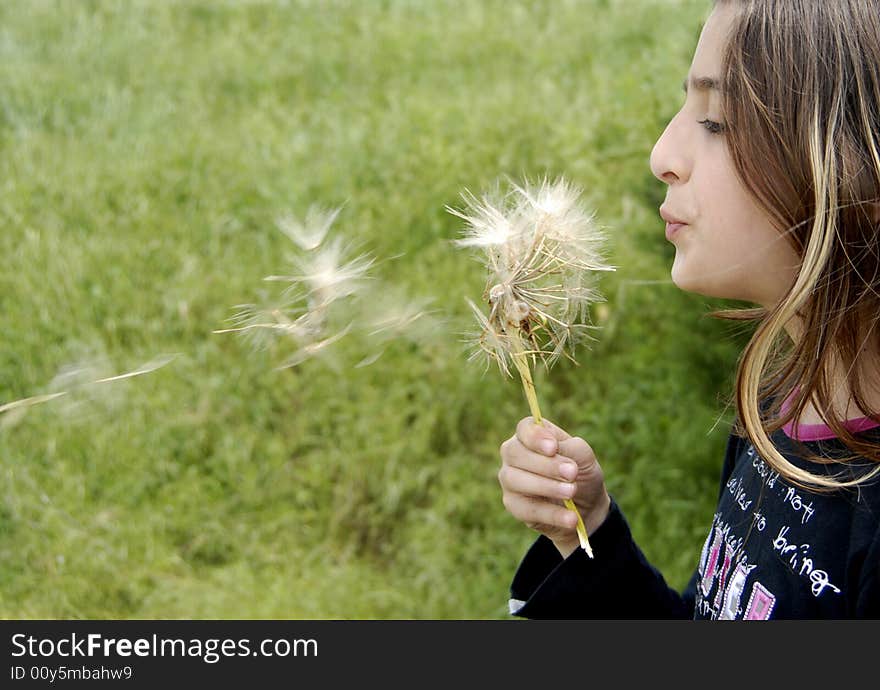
[557,436,599,469]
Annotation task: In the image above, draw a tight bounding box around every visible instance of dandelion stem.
[510,339,542,424]
[509,335,593,558]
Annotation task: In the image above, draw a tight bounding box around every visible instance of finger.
[498,465,577,501]
[500,439,579,481]
[503,493,579,530]
[557,437,599,468]
[515,416,572,457]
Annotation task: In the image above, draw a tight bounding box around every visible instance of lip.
[665,222,686,240]
[660,206,689,241]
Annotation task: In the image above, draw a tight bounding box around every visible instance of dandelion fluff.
[453,176,614,373]
[276,205,342,251]
[0,354,178,426]
[265,236,375,308]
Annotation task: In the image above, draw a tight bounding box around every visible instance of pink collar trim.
[780,389,880,441]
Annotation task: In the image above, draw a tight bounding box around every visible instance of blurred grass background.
[0,0,750,618]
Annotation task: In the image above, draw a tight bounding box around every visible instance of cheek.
[673,190,799,302]
[685,217,798,303]
[704,171,779,260]
[673,148,801,303]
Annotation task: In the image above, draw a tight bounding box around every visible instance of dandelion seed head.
[451,175,616,371]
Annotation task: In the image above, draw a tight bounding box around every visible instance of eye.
[698,118,726,135]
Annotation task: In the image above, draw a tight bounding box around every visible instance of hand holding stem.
[509,338,594,557]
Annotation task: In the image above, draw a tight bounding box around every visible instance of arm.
[509,498,696,619]
[501,422,745,619]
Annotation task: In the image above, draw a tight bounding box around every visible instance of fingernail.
[540,440,556,455]
[560,463,577,480]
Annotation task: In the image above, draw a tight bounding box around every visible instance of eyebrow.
[682,75,722,93]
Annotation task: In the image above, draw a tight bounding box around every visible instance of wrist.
[551,536,580,559]
[583,493,612,536]
[552,495,612,558]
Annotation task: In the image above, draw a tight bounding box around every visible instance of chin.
[670,258,702,294]
[670,261,732,300]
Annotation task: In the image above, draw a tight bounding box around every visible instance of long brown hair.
[713,0,880,490]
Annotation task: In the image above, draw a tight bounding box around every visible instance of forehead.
[690,4,736,76]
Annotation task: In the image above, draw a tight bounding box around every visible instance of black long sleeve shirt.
[510,427,880,619]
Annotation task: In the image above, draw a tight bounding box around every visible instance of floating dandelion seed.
[276,205,341,251]
[0,354,178,426]
[265,235,375,309]
[213,299,313,351]
[353,289,441,368]
[277,324,353,370]
[217,204,384,370]
[449,175,615,557]
[364,289,438,339]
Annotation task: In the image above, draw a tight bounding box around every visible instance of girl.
[498,0,880,619]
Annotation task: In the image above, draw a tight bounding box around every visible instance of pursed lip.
[660,206,689,240]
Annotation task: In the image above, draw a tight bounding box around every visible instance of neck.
[781,317,880,424]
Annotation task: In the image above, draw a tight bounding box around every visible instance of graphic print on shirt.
[744,582,776,620]
[699,528,723,597]
[696,514,759,619]
[712,547,733,611]
[719,562,756,619]
[695,442,844,618]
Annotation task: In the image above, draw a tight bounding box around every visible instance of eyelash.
[698,118,726,135]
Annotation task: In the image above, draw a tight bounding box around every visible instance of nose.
[650,110,690,185]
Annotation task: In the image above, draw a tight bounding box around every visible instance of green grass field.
[0,0,749,619]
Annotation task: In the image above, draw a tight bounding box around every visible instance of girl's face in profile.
[649,3,801,308]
